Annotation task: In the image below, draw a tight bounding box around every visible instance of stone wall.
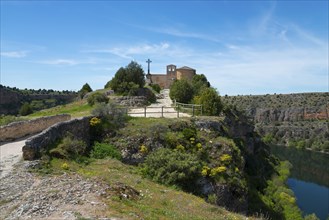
[0,114,71,142]
[111,96,148,107]
[23,116,91,160]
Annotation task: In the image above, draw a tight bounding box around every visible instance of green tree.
[19,102,33,116]
[79,83,93,99]
[192,74,210,96]
[105,61,145,95]
[193,87,222,116]
[169,79,194,103]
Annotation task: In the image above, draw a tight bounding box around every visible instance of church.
[146,64,196,89]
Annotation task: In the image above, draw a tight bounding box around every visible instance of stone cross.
[146,58,152,74]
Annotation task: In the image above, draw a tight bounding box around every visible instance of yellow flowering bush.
[175,144,185,151]
[210,166,227,177]
[220,154,232,163]
[90,117,101,126]
[201,166,210,176]
[139,145,148,154]
[196,143,202,151]
[61,162,69,170]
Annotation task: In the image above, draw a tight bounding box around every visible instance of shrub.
[150,84,161,93]
[49,135,87,160]
[61,162,69,170]
[19,102,33,116]
[87,92,109,106]
[169,79,194,103]
[91,102,127,129]
[141,148,202,192]
[182,127,197,140]
[90,142,122,160]
[193,87,222,116]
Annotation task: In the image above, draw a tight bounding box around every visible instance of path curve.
[0,139,26,179]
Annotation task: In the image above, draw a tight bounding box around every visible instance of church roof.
[177,66,195,71]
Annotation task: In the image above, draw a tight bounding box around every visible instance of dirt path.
[129,89,190,118]
[0,139,26,179]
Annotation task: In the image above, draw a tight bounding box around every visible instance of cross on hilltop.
[146,58,152,74]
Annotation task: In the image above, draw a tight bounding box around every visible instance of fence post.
[177,107,179,118]
[192,105,195,117]
[144,106,147,117]
[162,106,164,118]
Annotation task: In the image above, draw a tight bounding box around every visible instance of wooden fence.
[174,101,203,116]
[123,102,202,118]
[126,106,184,118]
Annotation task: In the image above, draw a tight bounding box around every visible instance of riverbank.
[270,145,329,219]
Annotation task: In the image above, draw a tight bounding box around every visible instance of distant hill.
[0,85,77,115]
[222,92,329,152]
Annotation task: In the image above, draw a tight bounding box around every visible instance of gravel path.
[0,160,113,220]
[129,89,190,118]
[0,139,26,179]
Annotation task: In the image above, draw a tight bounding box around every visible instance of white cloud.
[82,42,191,60]
[39,59,79,65]
[1,51,28,58]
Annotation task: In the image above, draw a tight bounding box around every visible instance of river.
[270,146,329,220]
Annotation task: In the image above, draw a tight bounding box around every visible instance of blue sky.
[1,1,328,95]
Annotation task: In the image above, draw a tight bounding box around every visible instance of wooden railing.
[173,101,203,117]
[125,106,186,118]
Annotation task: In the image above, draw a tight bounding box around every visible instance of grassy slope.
[27,100,93,119]
[22,100,254,219]
[50,158,252,220]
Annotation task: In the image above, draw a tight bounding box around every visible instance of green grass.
[28,100,93,118]
[49,158,254,220]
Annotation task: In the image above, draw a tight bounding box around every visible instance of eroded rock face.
[252,107,328,123]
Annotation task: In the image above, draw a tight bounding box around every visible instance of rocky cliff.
[222,92,329,152]
[0,85,77,115]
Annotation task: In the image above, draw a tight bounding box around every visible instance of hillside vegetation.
[29,101,306,220]
[0,84,77,115]
[222,92,329,152]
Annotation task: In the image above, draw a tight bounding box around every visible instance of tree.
[105,61,145,95]
[79,83,93,99]
[192,74,210,96]
[193,87,223,116]
[19,102,33,116]
[169,79,194,103]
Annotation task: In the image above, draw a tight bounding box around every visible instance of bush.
[91,102,127,129]
[169,79,194,103]
[193,87,222,116]
[150,84,161,93]
[90,142,122,160]
[106,61,145,95]
[49,135,87,160]
[87,92,109,106]
[19,102,33,116]
[141,148,202,192]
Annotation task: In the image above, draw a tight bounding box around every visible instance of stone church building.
[146,64,196,89]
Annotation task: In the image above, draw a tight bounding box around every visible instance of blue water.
[287,178,329,220]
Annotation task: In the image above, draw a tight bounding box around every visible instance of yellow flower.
[90,117,101,126]
[61,162,69,170]
[139,145,148,154]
